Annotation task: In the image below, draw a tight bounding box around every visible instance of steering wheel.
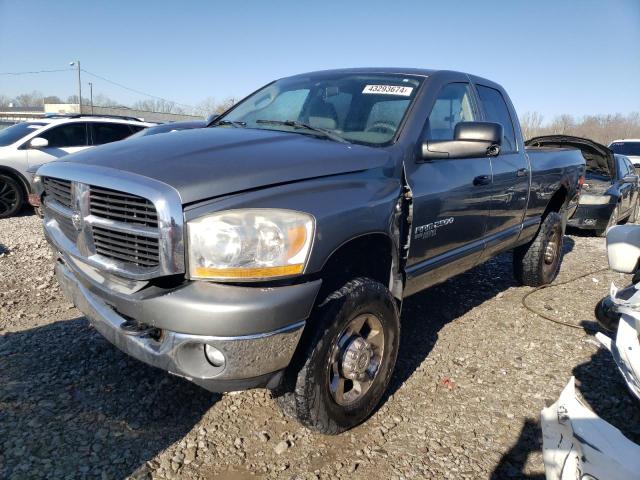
[365,122,396,135]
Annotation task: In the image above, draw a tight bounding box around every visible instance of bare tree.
[43,95,62,104]
[132,99,185,114]
[519,111,640,145]
[13,90,44,107]
[519,111,544,139]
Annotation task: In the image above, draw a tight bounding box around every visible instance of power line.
[80,68,200,112]
[0,68,74,76]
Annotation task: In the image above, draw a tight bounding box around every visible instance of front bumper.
[541,377,640,480]
[55,256,322,392]
[567,203,614,230]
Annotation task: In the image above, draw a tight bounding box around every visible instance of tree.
[43,95,62,104]
[132,99,185,114]
[13,90,44,107]
[519,111,544,140]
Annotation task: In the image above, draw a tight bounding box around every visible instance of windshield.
[213,73,423,146]
[0,122,47,147]
[610,141,640,156]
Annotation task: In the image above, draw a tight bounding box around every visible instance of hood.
[54,128,391,204]
[526,135,615,178]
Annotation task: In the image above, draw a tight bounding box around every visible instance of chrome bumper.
[55,260,307,392]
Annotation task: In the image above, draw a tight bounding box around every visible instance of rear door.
[26,122,90,168]
[474,83,529,256]
[404,80,493,295]
[90,122,138,145]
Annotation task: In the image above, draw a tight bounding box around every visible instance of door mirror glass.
[421,121,502,161]
[29,137,49,149]
[623,174,637,183]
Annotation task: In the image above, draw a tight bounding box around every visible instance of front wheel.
[0,174,24,219]
[277,277,400,434]
[596,204,619,237]
[513,212,564,287]
[628,198,638,224]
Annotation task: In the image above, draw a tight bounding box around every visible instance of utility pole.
[69,60,82,114]
[89,82,94,114]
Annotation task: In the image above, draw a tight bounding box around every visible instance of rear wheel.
[277,277,400,434]
[513,212,564,287]
[0,174,24,219]
[596,204,619,237]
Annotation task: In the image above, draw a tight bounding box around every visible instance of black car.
[527,135,639,236]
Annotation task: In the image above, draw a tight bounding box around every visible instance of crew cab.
[0,115,153,218]
[36,68,585,433]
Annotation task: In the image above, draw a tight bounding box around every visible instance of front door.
[404,82,493,295]
[26,122,90,169]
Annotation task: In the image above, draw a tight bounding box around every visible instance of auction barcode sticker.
[362,85,414,96]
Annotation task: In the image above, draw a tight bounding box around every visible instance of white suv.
[0,115,153,218]
[609,139,640,169]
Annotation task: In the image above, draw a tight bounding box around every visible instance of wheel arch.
[0,165,31,195]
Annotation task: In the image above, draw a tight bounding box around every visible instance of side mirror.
[623,174,638,184]
[29,137,49,149]
[421,122,502,161]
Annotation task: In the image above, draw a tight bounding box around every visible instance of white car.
[0,115,153,218]
[609,139,640,169]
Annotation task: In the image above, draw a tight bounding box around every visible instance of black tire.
[0,174,24,219]
[277,277,400,434]
[513,212,564,287]
[596,204,619,237]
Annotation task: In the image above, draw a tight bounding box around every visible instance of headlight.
[580,194,612,205]
[187,209,314,280]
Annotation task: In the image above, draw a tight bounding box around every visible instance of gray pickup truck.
[36,68,585,433]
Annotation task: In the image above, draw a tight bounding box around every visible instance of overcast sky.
[1,0,639,121]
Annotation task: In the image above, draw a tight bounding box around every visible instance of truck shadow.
[489,335,640,479]
[0,317,215,479]
[387,236,575,399]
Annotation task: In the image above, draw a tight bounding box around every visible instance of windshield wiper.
[211,120,246,128]
[256,119,349,143]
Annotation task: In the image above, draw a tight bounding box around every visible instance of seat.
[306,100,338,130]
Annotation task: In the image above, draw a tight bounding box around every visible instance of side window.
[129,125,145,134]
[40,123,88,148]
[91,123,137,145]
[476,85,517,153]
[425,83,475,140]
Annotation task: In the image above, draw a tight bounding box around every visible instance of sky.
[1,0,639,121]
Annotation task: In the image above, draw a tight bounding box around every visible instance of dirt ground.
[1,212,639,479]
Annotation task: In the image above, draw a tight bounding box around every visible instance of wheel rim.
[542,227,561,277]
[0,179,19,215]
[328,314,385,406]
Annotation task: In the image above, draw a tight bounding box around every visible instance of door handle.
[473,175,491,186]
[516,168,528,177]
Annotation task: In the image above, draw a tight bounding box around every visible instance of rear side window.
[40,123,88,148]
[91,123,137,145]
[425,83,476,141]
[476,85,517,153]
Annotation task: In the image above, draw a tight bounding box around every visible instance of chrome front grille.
[42,176,166,274]
[89,186,158,228]
[92,226,159,267]
[42,177,72,209]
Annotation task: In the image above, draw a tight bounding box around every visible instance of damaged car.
[526,136,639,236]
[594,224,640,401]
[541,376,640,480]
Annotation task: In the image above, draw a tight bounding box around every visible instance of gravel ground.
[1,212,639,479]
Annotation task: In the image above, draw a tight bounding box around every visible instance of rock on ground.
[1,212,639,479]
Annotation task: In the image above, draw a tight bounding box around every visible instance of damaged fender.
[541,376,640,480]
